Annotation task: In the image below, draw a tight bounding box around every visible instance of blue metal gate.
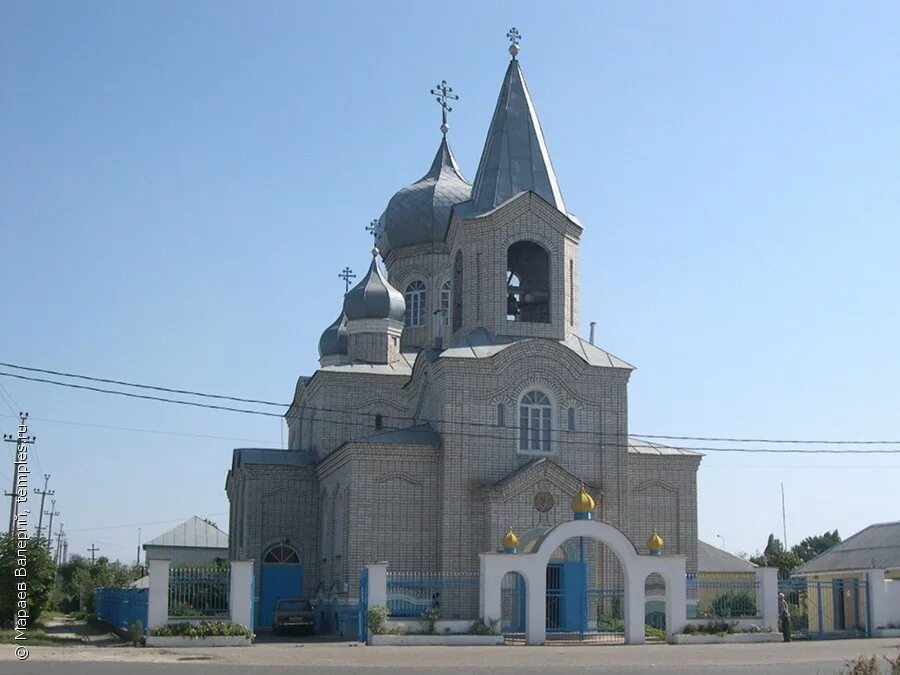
[258,563,303,629]
[358,568,368,643]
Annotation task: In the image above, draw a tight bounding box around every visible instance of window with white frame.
[404,281,426,327]
[440,280,451,327]
[519,390,552,453]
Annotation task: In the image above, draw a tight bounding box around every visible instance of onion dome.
[377,137,471,256]
[647,530,665,554]
[571,486,595,513]
[501,526,519,550]
[343,248,405,322]
[317,312,348,358]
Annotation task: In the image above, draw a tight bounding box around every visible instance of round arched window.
[519,390,552,453]
[264,543,300,564]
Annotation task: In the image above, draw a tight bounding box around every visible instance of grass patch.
[0,628,80,646]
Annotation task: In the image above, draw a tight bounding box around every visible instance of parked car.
[273,598,315,635]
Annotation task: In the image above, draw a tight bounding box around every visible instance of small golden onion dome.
[571,486,595,513]
[647,530,665,552]
[501,526,519,549]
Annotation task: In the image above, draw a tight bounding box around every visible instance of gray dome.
[317,312,348,358]
[378,137,471,255]
[343,252,405,322]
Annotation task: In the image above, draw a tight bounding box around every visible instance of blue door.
[259,563,303,629]
[559,561,587,632]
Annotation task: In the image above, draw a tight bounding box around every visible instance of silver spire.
[430,80,459,136]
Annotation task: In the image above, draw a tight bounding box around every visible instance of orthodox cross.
[365,218,382,242]
[507,27,521,59]
[430,80,459,135]
[339,267,356,293]
[88,542,100,564]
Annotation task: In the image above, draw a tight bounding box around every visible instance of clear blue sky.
[1,2,898,563]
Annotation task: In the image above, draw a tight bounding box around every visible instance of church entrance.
[258,543,303,630]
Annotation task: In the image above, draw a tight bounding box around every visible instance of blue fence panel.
[386,572,480,619]
[358,568,368,642]
[95,588,149,633]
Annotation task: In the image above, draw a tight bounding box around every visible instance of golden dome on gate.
[647,530,664,552]
[571,486,595,513]
[501,526,519,549]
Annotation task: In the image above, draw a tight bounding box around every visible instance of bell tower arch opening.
[507,241,550,324]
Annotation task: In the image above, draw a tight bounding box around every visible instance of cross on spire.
[338,267,356,293]
[506,27,521,59]
[430,80,459,136]
[365,218,382,242]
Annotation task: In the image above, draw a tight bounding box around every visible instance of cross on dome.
[430,80,459,136]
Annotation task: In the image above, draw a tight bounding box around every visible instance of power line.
[3,369,900,454]
[65,511,227,533]
[0,362,287,407]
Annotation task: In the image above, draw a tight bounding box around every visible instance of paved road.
[2,638,899,674]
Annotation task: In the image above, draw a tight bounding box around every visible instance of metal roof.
[318,312,348,357]
[698,540,757,573]
[627,437,703,457]
[467,56,565,217]
[232,447,317,468]
[143,516,228,550]
[359,423,441,446]
[794,521,900,575]
[378,136,471,255]
[439,327,634,370]
[343,252,405,322]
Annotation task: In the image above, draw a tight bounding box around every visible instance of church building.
[225,32,702,632]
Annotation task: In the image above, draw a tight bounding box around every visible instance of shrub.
[365,605,389,636]
[421,606,440,635]
[148,621,253,638]
[597,616,624,632]
[390,623,408,636]
[0,536,55,628]
[843,655,878,675]
[469,617,500,635]
[128,619,144,645]
[886,650,900,675]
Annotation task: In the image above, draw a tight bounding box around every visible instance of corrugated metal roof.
[795,521,900,575]
[233,447,316,468]
[143,516,228,550]
[627,438,703,457]
[698,540,757,573]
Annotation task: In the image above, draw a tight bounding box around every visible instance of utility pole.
[44,499,59,552]
[34,474,54,541]
[136,527,141,567]
[53,524,64,565]
[781,482,788,547]
[3,412,35,537]
[88,543,100,564]
[62,539,68,564]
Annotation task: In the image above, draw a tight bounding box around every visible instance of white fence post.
[757,567,778,630]
[147,558,171,629]
[366,562,388,608]
[229,561,255,629]
[866,569,886,631]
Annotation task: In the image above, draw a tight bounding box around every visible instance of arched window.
[519,390,552,453]
[264,542,300,564]
[374,414,383,430]
[452,251,463,332]
[404,281,426,327]
[567,407,576,431]
[440,280,451,327]
[497,403,506,427]
[507,241,550,323]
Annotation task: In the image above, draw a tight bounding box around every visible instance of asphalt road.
[1,638,898,675]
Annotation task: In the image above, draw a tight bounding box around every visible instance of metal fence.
[687,575,760,619]
[95,588,149,632]
[168,563,230,618]
[386,571,480,619]
[778,576,869,640]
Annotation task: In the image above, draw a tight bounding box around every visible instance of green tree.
[791,530,841,563]
[749,534,801,576]
[55,554,142,613]
[0,535,56,628]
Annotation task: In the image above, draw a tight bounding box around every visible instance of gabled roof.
[698,540,757,573]
[794,521,900,575]
[467,56,565,217]
[232,447,317,469]
[144,516,228,550]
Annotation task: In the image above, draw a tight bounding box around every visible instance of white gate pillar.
[866,569,886,632]
[365,562,388,608]
[229,560,254,629]
[478,554,502,626]
[147,558,170,629]
[664,571,687,638]
[757,567,779,629]
[525,569,547,645]
[624,571,645,645]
